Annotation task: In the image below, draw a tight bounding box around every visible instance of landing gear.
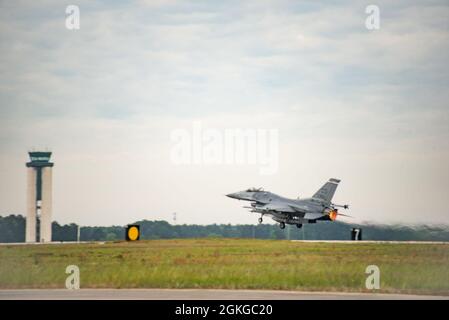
[258,217,263,224]
[296,224,302,229]
[279,222,285,229]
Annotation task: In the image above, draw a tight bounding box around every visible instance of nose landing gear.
[258,217,263,224]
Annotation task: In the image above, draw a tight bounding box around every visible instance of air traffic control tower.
[26,151,54,242]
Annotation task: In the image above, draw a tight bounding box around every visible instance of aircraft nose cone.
[226,193,238,199]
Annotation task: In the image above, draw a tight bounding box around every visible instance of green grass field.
[1,239,448,295]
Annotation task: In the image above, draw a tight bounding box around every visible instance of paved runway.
[0,289,447,300]
[291,240,449,244]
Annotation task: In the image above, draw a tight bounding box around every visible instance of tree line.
[1,214,449,243]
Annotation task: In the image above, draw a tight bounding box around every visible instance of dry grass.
[0,239,448,295]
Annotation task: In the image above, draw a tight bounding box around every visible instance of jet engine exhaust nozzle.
[328,209,338,221]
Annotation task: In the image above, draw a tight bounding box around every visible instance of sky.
[0,0,449,226]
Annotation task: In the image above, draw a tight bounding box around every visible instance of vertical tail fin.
[312,178,340,202]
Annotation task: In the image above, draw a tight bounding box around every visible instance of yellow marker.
[126,225,140,241]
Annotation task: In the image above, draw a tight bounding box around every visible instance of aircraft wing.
[249,202,319,218]
[303,212,326,220]
[249,202,297,213]
[265,203,296,213]
[287,203,309,214]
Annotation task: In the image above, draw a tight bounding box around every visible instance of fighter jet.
[226,178,350,229]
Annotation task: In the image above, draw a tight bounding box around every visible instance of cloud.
[1,0,449,226]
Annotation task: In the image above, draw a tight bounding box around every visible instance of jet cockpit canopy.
[246,187,264,192]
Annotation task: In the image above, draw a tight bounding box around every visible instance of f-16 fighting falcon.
[226,178,350,229]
